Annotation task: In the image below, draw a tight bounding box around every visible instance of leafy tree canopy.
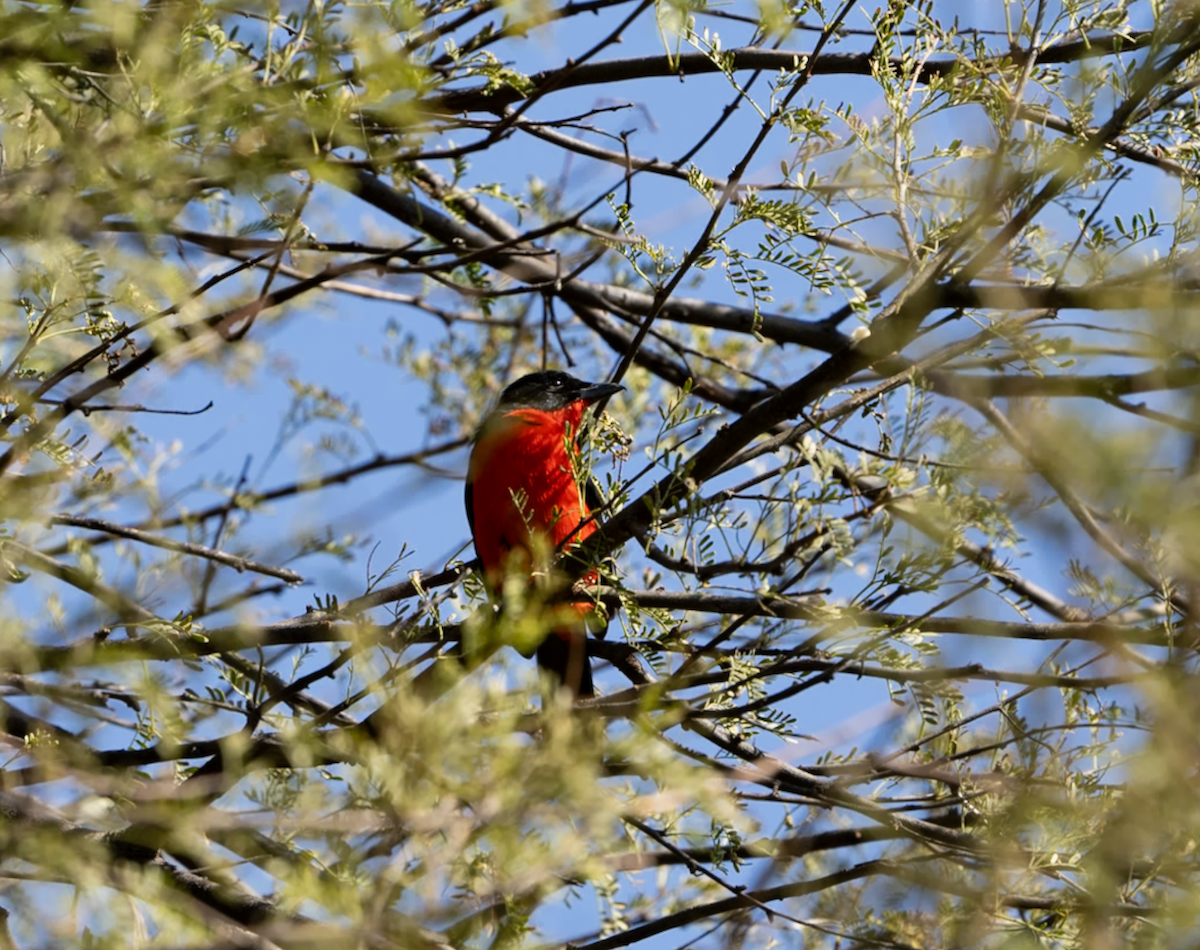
[0,0,1197,947]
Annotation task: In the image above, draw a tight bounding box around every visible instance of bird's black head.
[495,371,623,413]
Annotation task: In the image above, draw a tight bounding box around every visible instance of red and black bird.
[465,371,622,697]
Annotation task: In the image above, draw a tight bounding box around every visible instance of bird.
[465,370,623,697]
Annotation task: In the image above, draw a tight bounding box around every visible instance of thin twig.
[47,515,304,584]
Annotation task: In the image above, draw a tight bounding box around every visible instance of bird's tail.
[536,567,608,698]
[536,628,594,698]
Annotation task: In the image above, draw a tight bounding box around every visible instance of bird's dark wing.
[584,475,605,515]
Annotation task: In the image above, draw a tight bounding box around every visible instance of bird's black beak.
[577,381,624,404]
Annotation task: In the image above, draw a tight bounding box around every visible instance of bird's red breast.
[467,403,596,585]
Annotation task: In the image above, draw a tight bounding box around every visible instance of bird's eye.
[550,376,564,388]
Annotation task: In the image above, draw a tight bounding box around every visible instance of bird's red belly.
[468,416,596,584]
